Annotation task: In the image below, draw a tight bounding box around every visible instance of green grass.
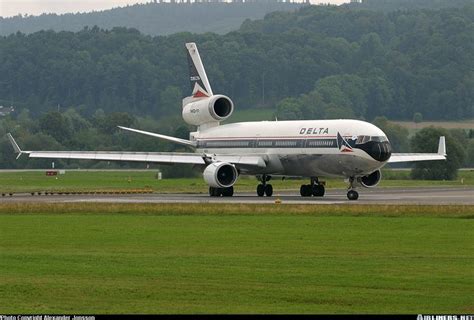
[0,203,473,314]
[0,170,473,194]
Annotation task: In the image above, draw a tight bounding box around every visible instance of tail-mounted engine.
[203,162,238,188]
[182,95,234,126]
[357,169,382,188]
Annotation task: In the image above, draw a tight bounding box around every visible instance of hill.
[1,3,473,122]
[0,2,304,37]
[346,0,473,12]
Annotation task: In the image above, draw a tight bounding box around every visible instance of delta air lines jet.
[7,43,447,200]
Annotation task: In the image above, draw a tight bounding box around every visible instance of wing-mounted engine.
[182,95,234,127]
[357,169,382,188]
[203,162,238,188]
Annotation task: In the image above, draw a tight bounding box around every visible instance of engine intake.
[203,162,238,188]
[357,169,382,188]
[183,95,234,126]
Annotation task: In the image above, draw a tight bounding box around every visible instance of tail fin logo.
[337,132,353,153]
[193,85,209,98]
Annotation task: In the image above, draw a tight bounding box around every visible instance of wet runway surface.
[1,187,473,205]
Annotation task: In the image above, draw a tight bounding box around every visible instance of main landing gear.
[346,177,359,200]
[300,177,325,197]
[257,174,273,197]
[209,186,234,197]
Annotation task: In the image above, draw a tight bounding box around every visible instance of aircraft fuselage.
[193,119,392,178]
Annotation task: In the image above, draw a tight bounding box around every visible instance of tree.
[465,140,474,167]
[276,97,302,120]
[372,116,409,152]
[95,112,136,134]
[410,127,465,180]
[413,112,423,123]
[39,111,71,143]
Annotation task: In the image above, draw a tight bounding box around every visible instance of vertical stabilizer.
[186,42,213,98]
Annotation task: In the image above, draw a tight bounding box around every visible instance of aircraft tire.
[347,190,359,200]
[264,184,273,197]
[222,186,234,197]
[257,184,265,197]
[312,185,325,197]
[209,187,222,197]
[300,184,312,197]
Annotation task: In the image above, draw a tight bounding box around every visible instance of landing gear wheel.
[347,190,359,201]
[312,184,325,197]
[209,187,222,197]
[257,184,265,197]
[300,184,312,197]
[264,184,273,197]
[222,186,234,197]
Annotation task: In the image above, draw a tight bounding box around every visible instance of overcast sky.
[0,0,349,18]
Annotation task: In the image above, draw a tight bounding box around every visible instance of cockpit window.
[356,135,388,144]
[356,136,370,144]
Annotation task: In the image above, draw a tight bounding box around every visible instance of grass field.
[0,170,473,194]
[0,203,473,314]
[391,119,474,137]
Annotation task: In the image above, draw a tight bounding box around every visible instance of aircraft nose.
[371,141,392,162]
[355,139,392,162]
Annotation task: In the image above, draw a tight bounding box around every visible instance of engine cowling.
[203,162,238,188]
[357,169,382,188]
[182,94,234,126]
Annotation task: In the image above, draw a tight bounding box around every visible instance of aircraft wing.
[388,136,447,163]
[22,150,207,165]
[212,155,266,168]
[6,133,266,168]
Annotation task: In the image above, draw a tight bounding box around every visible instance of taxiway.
[1,186,473,205]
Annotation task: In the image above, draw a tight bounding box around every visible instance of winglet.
[437,136,446,156]
[7,133,24,159]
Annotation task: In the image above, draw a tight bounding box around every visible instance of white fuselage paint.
[193,119,389,178]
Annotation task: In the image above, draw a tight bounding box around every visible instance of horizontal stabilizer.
[118,126,196,148]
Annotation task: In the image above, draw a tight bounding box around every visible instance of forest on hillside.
[1,0,471,38]
[348,0,473,12]
[0,2,304,36]
[1,4,473,122]
[1,2,474,171]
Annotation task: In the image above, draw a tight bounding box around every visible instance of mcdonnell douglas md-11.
[7,43,447,200]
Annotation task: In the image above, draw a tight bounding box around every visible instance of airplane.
[7,42,447,200]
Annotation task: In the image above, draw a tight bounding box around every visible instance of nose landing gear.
[300,177,325,197]
[346,177,359,200]
[257,174,273,197]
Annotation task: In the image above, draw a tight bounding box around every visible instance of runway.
[1,186,473,205]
